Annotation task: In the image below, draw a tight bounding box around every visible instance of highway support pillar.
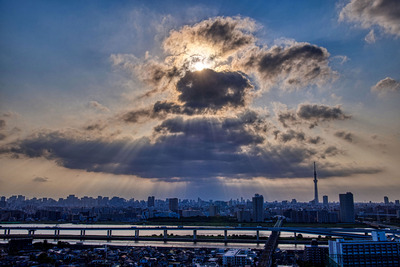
[135,229,139,240]
[163,229,168,240]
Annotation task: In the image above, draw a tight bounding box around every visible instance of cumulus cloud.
[277,104,351,128]
[297,104,351,121]
[371,77,400,95]
[2,16,381,184]
[234,42,333,89]
[113,16,333,101]
[163,16,256,59]
[33,177,49,183]
[339,0,400,39]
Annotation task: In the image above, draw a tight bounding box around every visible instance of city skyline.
[1,0,399,202]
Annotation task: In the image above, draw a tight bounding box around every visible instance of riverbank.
[0,221,368,228]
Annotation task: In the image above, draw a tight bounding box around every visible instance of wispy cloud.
[33,177,49,183]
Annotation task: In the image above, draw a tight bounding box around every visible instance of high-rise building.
[384,196,389,205]
[329,231,400,266]
[304,239,329,266]
[209,205,218,216]
[0,196,5,208]
[147,196,155,207]
[323,195,328,206]
[339,192,355,223]
[395,200,400,205]
[252,194,264,222]
[168,198,179,212]
[313,162,319,204]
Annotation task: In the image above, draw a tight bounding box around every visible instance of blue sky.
[0,0,399,202]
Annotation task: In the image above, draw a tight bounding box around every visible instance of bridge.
[258,218,283,266]
[2,225,397,243]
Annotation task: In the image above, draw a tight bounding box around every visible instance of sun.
[193,61,208,71]
[187,54,213,72]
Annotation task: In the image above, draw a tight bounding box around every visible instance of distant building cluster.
[1,193,400,225]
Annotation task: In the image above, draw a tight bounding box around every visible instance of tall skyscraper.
[384,196,389,205]
[323,195,328,206]
[339,192,355,223]
[168,198,179,212]
[313,162,319,204]
[252,194,264,222]
[147,196,155,207]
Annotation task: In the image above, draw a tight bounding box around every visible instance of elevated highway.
[1,224,398,242]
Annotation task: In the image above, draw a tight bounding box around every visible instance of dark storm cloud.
[371,77,400,95]
[339,0,400,38]
[154,115,265,147]
[236,42,332,88]
[5,115,382,181]
[33,177,49,183]
[335,131,354,142]
[297,104,351,121]
[121,69,254,122]
[176,69,253,111]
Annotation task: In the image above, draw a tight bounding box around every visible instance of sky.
[0,0,399,202]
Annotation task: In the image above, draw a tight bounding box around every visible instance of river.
[1,223,331,250]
